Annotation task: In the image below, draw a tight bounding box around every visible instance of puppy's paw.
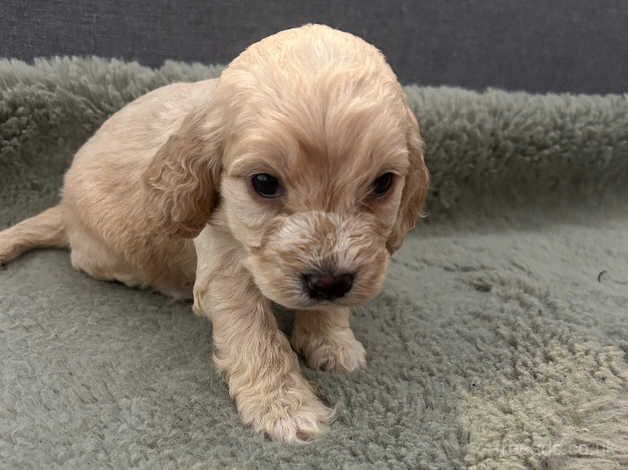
[236,376,333,443]
[292,326,367,372]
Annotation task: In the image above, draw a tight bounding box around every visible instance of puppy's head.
[145,25,429,309]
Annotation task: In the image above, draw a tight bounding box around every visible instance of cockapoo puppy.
[0,24,429,442]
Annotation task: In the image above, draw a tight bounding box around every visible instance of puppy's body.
[62,80,218,297]
[0,25,429,442]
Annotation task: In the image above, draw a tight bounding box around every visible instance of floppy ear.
[143,106,223,238]
[386,107,430,253]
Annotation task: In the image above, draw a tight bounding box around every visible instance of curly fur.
[143,105,224,238]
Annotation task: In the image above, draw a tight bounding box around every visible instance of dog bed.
[1,57,627,469]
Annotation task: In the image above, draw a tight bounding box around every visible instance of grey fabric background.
[1,58,627,468]
[2,0,627,94]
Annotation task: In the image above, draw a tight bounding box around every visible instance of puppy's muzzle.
[302,270,355,301]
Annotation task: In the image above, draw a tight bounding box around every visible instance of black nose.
[302,271,355,301]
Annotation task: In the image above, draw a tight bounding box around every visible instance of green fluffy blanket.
[1,57,627,469]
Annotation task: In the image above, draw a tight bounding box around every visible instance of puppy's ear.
[143,106,223,238]
[387,107,430,253]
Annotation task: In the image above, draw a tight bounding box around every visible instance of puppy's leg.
[291,308,366,372]
[194,238,332,442]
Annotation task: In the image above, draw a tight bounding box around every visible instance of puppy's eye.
[251,173,282,198]
[369,172,395,198]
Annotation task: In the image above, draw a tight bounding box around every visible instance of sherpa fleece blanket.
[1,58,627,470]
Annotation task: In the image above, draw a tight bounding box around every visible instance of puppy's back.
[59,79,217,276]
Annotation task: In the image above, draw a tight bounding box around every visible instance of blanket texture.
[1,57,627,469]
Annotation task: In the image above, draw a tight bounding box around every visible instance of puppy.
[0,24,429,442]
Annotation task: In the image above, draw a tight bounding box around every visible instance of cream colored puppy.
[0,24,429,442]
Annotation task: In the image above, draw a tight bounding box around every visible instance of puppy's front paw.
[292,326,367,372]
[236,375,333,443]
